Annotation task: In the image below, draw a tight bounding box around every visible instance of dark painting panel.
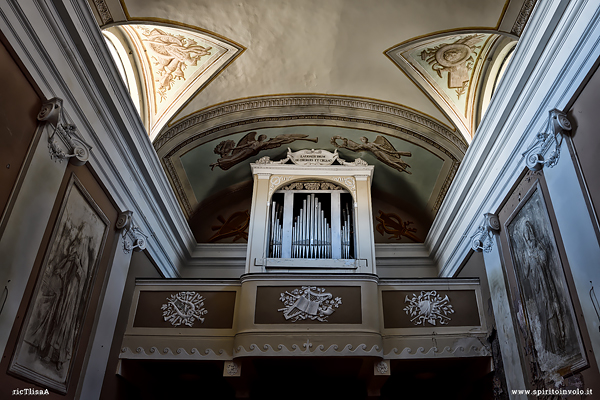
[506,183,585,379]
[9,175,109,393]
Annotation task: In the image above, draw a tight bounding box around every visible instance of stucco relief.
[161,291,208,327]
[278,286,342,322]
[404,291,454,326]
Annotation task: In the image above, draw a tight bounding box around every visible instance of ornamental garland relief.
[404,291,454,326]
[161,291,208,327]
[278,286,342,322]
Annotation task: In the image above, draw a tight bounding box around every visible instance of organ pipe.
[269,191,353,259]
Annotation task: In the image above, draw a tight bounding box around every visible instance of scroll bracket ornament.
[470,213,500,253]
[116,211,148,254]
[522,109,572,171]
[37,98,92,166]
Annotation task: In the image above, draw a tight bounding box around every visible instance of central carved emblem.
[161,291,208,327]
[420,34,485,98]
[404,291,454,326]
[278,286,342,322]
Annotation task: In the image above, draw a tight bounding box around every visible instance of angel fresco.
[210,132,318,171]
[375,211,421,242]
[331,135,412,174]
[141,28,212,100]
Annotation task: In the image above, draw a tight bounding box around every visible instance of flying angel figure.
[210,132,318,171]
[142,28,212,99]
[331,135,412,174]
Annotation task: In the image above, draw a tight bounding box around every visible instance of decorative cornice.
[37,98,92,166]
[470,213,500,253]
[234,340,382,357]
[511,0,537,36]
[116,211,148,254]
[522,109,572,171]
[154,96,467,153]
[384,345,490,359]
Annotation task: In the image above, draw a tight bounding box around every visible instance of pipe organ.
[247,148,374,273]
[269,187,354,259]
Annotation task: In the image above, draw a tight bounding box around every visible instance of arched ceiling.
[90,0,534,243]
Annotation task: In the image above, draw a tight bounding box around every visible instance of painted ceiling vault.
[91,0,535,243]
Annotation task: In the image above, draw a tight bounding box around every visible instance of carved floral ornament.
[278,286,342,322]
[161,291,208,327]
[404,290,454,326]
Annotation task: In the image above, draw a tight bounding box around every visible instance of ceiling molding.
[153,95,467,155]
[159,112,462,220]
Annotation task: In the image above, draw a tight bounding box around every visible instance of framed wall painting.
[8,174,109,393]
[505,180,586,381]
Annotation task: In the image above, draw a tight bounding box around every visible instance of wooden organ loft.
[245,149,376,273]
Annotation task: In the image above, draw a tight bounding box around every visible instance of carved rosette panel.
[403,291,454,326]
[278,286,342,322]
[161,291,208,327]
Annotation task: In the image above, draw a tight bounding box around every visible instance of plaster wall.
[100,251,162,400]
[568,64,600,231]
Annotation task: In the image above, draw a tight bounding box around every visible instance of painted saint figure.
[25,222,91,372]
[519,220,567,355]
[210,132,318,171]
[331,135,412,174]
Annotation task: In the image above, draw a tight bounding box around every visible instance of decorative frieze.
[470,212,500,253]
[511,0,537,36]
[522,109,572,171]
[234,340,382,357]
[384,344,490,359]
[37,98,92,166]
